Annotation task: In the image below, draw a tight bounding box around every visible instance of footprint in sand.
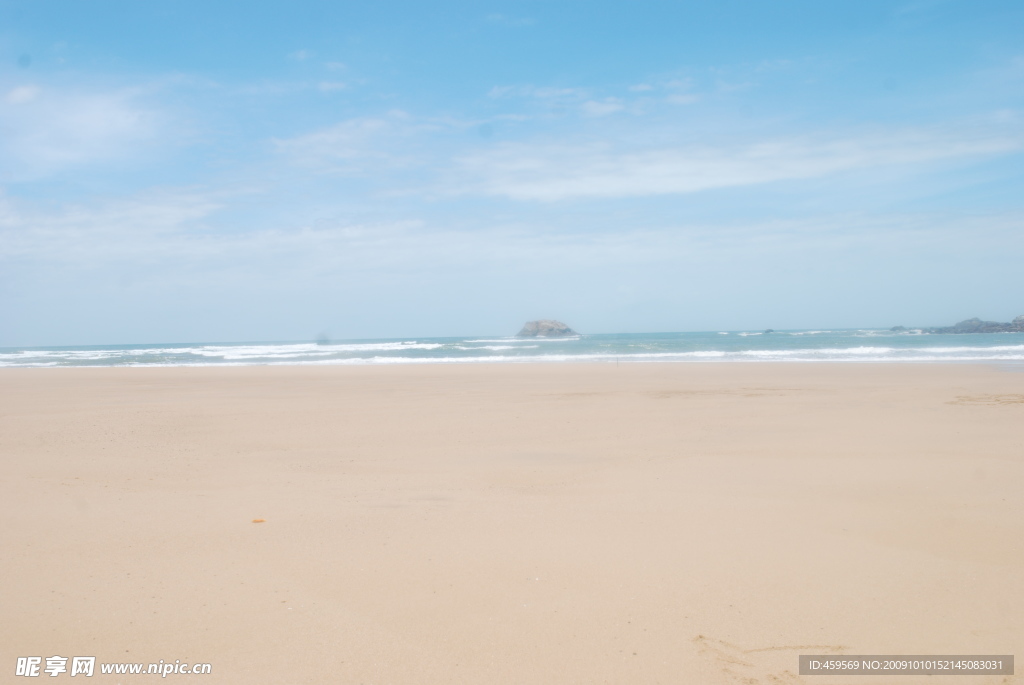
[949,394,1024,406]
[693,635,846,684]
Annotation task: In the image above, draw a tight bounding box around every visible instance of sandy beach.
[1,363,1021,684]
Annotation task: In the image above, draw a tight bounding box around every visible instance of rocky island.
[892,315,1024,334]
[516,320,577,338]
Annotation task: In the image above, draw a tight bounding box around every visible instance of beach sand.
[1,363,1021,683]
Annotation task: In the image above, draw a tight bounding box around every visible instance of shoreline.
[3,358,1024,370]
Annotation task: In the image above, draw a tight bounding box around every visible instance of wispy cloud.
[317,81,346,92]
[453,126,1024,200]
[488,85,588,101]
[581,98,625,117]
[4,183,1020,279]
[272,114,409,172]
[272,111,479,176]
[5,85,39,104]
[0,83,163,181]
[0,189,225,263]
[487,76,709,116]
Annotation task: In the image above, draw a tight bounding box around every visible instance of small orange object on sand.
[251,519,266,523]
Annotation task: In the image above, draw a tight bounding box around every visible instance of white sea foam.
[0,340,447,365]
[463,337,577,343]
[193,341,445,359]
[260,349,1024,366]
[454,344,537,351]
[741,346,894,357]
[3,333,1023,368]
[917,344,1024,353]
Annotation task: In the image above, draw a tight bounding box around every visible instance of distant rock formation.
[891,316,1024,334]
[930,317,1024,333]
[516,320,577,338]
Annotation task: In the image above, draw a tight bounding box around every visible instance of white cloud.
[453,126,1024,200]
[6,85,40,104]
[581,98,625,117]
[666,93,700,105]
[272,111,468,174]
[272,116,398,170]
[0,85,163,180]
[0,189,225,262]
[488,85,587,101]
[663,78,695,90]
[4,184,1019,281]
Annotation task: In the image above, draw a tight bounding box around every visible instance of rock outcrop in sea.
[516,320,577,338]
[891,315,1024,334]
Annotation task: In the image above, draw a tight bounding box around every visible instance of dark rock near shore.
[516,320,577,337]
[893,316,1024,334]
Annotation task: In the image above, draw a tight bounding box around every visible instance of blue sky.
[1,0,1022,345]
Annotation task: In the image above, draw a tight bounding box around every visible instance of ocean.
[3,329,1024,367]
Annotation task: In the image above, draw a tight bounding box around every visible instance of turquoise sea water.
[3,329,1024,367]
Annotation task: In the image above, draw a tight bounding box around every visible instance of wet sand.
[1,363,1021,683]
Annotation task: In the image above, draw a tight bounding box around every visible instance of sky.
[1,0,1022,346]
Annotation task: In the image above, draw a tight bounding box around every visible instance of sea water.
[3,329,1024,367]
